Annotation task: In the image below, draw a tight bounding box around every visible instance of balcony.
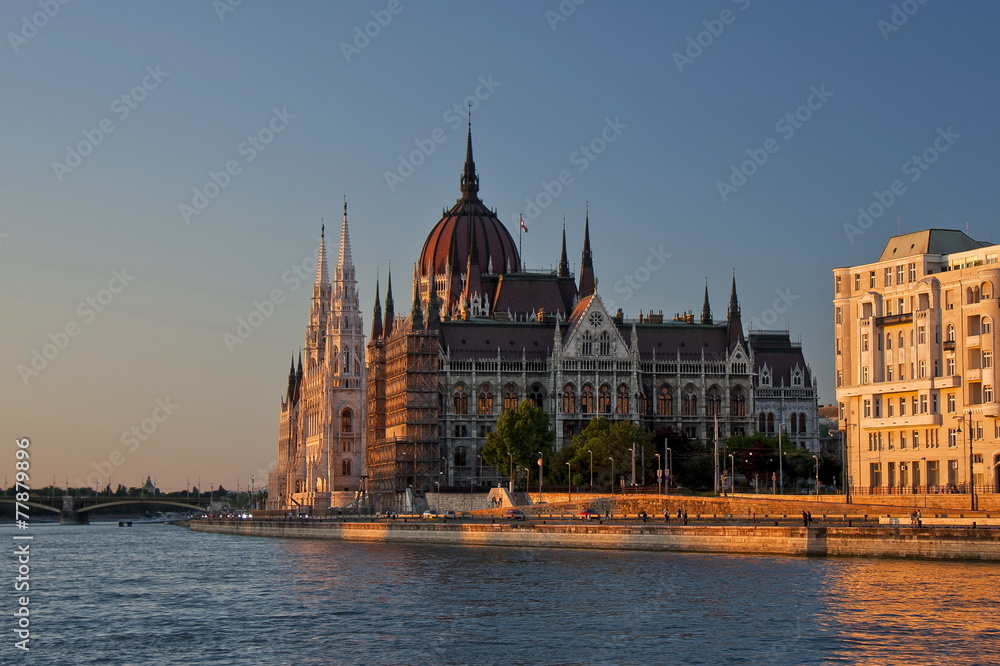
[861,413,942,429]
[876,312,913,327]
[943,340,956,351]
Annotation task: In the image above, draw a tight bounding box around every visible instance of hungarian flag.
[520,216,528,233]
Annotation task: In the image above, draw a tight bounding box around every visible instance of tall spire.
[558,218,570,278]
[383,265,395,338]
[727,271,740,319]
[315,222,330,286]
[335,197,355,283]
[701,280,713,324]
[726,271,744,351]
[459,108,480,201]
[410,264,424,329]
[578,204,596,298]
[372,273,383,339]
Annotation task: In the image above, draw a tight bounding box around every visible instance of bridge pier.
[60,510,89,525]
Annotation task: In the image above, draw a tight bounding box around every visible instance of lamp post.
[434,480,440,512]
[655,453,662,494]
[588,449,593,489]
[566,462,572,501]
[728,453,735,493]
[842,422,851,504]
[665,447,673,491]
[778,422,784,494]
[813,455,820,495]
[537,452,543,498]
[956,411,977,511]
[508,453,514,494]
[609,457,615,496]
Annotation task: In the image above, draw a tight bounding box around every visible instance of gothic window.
[758,413,766,432]
[529,384,545,410]
[342,460,352,477]
[798,413,807,434]
[657,385,673,416]
[730,386,746,416]
[316,476,327,492]
[681,387,698,416]
[581,384,595,414]
[341,408,353,433]
[453,385,469,414]
[343,349,350,372]
[946,324,956,342]
[503,384,518,411]
[342,439,352,452]
[478,384,494,415]
[598,385,612,414]
[598,331,612,356]
[454,446,467,467]
[589,311,604,328]
[615,384,629,415]
[562,383,576,413]
[641,386,651,415]
[581,331,594,355]
[760,367,771,387]
[766,412,775,434]
[706,387,722,416]
[792,369,803,387]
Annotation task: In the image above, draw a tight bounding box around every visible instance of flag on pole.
[520,215,528,233]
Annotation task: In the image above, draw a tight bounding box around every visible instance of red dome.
[419,198,520,277]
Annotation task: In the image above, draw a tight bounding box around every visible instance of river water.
[4,521,999,665]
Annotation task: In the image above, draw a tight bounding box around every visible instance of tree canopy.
[481,400,555,483]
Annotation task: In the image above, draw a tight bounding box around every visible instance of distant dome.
[418,123,520,279]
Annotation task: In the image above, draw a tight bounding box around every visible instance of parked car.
[504,508,525,520]
[442,510,458,520]
[422,510,440,520]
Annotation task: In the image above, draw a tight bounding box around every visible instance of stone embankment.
[190,518,1000,561]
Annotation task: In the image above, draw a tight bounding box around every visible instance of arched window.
[641,386,651,415]
[766,412,775,434]
[968,285,981,304]
[598,331,612,356]
[886,333,892,350]
[657,385,673,416]
[706,387,722,416]
[581,384,595,414]
[529,384,545,410]
[598,385,612,414]
[983,317,993,335]
[898,332,904,348]
[562,383,576,413]
[453,385,469,414]
[730,386,746,417]
[581,331,594,355]
[798,412,807,434]
[946,324,956,342]
[682,387,698,416]
[341,408,353,433]
[316,476,327,492]
[982,282,994,299]
[454,446,467,467]
[478,384,494,415]
[758,413,767,432]
[616,384,629,414]
[503,384,518,411]
[343,349,350,372]
[341,460,352,477]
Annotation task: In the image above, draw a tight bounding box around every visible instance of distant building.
[833,230,999,494]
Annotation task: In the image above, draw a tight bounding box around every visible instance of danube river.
[5,522,999,664]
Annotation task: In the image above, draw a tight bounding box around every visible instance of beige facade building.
[834,230,1000,497]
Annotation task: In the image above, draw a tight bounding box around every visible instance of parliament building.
[270,127,820,511]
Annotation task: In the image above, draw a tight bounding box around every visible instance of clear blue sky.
[4,1,999,492]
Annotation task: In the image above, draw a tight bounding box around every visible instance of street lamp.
[508,452,514,494]
[537,452,543,498]
[728,453,735,494]
[608,457,615,496]
[955,411,977,511]
[812,455,820,496]
[665,447,673,491]
[566,462,572,501]
[654,453,662,494]
[434,480,440,512]
[778,422,785,494]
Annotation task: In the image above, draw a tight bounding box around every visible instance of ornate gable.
[562,294,628,358]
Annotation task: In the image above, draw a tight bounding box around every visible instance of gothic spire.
[383,265,395,338]
[315,222,330,287]
[578,204,596,298]
[410,264,423,329]
[727,271,740,320]
[726,271,744,351]
[335,197,355,284]
[701,280,713,324]
[372,273,383,339]
[558,218,570,278]
[459,110,480,201]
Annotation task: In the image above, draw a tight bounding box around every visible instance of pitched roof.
[878,229,989,261]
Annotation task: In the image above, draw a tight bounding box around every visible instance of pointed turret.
[286,355,296,397]
[384,266,395,338]
[578,205,596,298]
[410,265,424,330]
[426,278,441,329]
[335,198,355,284]
[701,280,713,324]
[558,219,570,278]
[726,271,744,350]
[459,112,480,201]
[371,274,383,339]
[315,223,330,287]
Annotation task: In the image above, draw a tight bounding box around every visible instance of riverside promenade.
[191,494,1000,561]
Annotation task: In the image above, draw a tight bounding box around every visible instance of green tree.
[482,401,554,488]
[563,418,654,488]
